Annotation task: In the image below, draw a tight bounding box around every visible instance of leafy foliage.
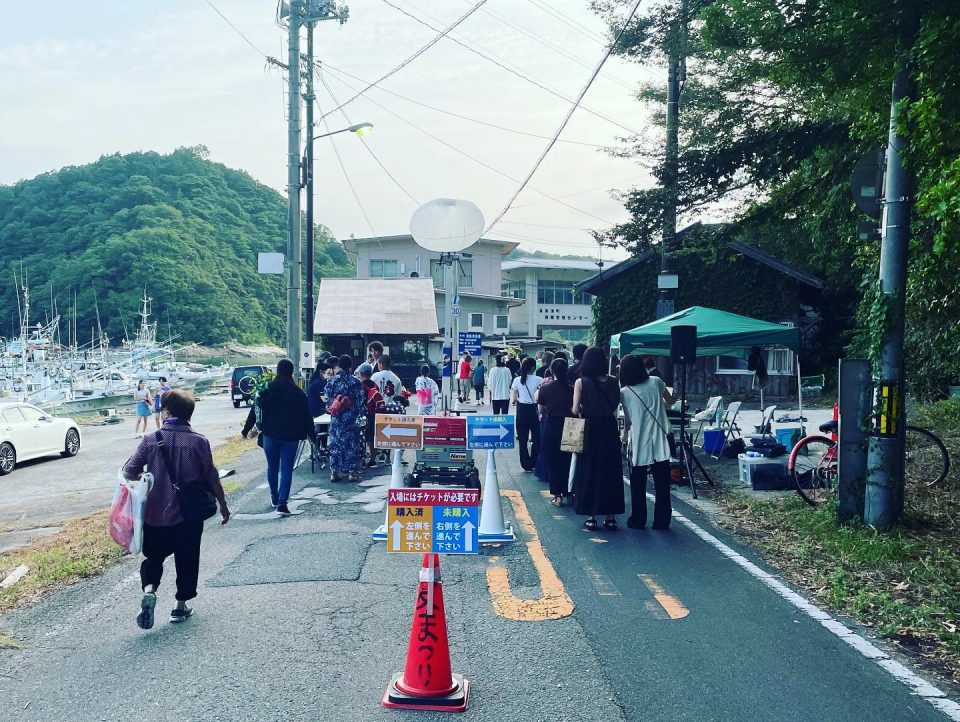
[594,0,960,398]
[0,147,353,345]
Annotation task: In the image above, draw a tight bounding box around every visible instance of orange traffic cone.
[382,554,470,712]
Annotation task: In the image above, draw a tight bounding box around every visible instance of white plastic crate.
[738,453,788,486]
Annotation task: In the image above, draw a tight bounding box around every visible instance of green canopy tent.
[610,306,805,431]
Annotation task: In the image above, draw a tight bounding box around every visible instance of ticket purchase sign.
[374,414,424,450]
[386,488,480,554]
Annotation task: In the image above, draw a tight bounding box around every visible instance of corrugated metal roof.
[313,278,440,336]
[502,258,607,271]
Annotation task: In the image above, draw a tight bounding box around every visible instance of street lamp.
[302,121,373,349]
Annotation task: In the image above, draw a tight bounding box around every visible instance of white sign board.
[258,252,285,274]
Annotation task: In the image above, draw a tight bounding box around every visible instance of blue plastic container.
[703,428,725,454]
[775,427,801,452]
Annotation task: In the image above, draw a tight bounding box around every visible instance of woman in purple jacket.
[123,389,230,630]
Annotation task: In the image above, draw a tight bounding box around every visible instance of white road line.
[628,478,960,719]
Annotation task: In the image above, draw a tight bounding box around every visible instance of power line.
[319,0,489,122]
[321,62,612,150]
[322,70,618,226]
[510,174,651,208]
[315,70,421,206]
[523,0,607,44]
[484,0,645,234]
[203,0,269,57]
[380,0,642,137]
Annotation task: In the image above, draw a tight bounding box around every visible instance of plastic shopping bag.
[109,469,153,555]
[109,482,135,553]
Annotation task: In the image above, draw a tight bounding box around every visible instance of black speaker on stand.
[669,325,713,498]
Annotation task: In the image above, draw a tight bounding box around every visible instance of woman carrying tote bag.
[571,347,624,531]
[619,354,675,530]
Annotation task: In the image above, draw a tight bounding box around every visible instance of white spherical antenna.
[410,198,485,253]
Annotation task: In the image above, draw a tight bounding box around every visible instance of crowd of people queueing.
[509,344,674,533]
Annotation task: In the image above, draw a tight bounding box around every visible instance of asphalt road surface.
[0,394,248,552]
[1,406,956,721]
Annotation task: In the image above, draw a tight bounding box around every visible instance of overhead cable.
[321,62,612,150]
[204,0,270,56]
[380,0,641,137]
[523,0,607,44]
[319,0,489,122]
[322,71,618,226]
[484,0,645,234]
[315,69,421,206]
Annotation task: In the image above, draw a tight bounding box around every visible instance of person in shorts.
[153,376,171,429]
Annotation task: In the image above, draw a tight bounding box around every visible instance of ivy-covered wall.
[593,250,807,357]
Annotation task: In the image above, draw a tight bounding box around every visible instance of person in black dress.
[536,357,574,505]
[571,346,625,531]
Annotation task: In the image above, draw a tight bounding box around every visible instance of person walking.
[472,358,486,404]
[123,389,230,630]
[506,353,521,379]
[571,346,624,531]
[133,380,153,438]
[241,359,313,515]
[488,356,512,414]
[358,363,385,467]
[511,357,543,472]
[457,353,473,403]
[568,343,587,383]
[153,377,171,429]
[537,357,574,505]
[307,353,333,418]
[536,351,554,379]
[620,354,675,530]
[324,355,366,482]
[371,355,404,406]
[414,365,440,415]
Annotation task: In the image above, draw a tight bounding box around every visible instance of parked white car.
[0,402,81,476]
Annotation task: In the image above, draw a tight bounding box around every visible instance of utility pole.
[656,0,687,320]
[285,0,303,368]
[304,20,315,344]
[865,6,918,529]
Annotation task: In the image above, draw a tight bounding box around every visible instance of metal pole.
[656,0,686,321]
[865,13,916,529]
[285,0,303,369]
[838,359,872,523]
[304,21,315,344]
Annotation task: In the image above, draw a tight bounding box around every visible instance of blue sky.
[0,0,662,257]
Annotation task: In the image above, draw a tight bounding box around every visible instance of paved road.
[0,394,248,552]
[0,406,955,721]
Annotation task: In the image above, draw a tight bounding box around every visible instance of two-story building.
[500,258,602,342]
[341,234,521,338]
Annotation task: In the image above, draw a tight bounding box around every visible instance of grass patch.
[221,481,245,493]
[213,434,257,468]
[0,511,123,615]
[0,633,25,649]
[713,488,960,685]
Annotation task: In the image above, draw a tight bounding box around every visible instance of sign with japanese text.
[466,414,515,450]
[422,415,467,447]
[386,488,480,554]
[458,331,482,355]
[374,414,424,450]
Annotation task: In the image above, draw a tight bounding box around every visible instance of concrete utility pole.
[656,0,687,320]
[865,8,918,529]
[285,0,303,368]
[304,21,315,344]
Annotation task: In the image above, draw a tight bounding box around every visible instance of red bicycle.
[788,419,950,506]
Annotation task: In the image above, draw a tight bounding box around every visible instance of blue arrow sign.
[467,414,516,450]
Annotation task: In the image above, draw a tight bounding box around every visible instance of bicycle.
[788,419,950,506]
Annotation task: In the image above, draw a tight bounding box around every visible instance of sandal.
[347,475,358,483]
[603,519,619,531]
[583,518,598,532]
[330,474,341,483]
[550,496,563,506]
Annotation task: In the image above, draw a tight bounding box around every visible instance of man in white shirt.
[488,355,513,414]
[371,355,404,406]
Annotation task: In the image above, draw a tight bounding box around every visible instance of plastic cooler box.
[738,454,790,490]
[775,427,801,452]
[702,428,725,454]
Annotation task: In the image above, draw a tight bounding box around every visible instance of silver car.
[0,402,81,476]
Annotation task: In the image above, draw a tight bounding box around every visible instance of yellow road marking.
[486,490,575,621]
[585,564,620,596]
[638,574,689,620]
[589,537,608,544]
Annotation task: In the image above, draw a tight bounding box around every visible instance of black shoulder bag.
[154,431,218,523]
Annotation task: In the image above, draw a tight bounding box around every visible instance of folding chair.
[691,396,723,448]
[712,401,742,459]
[745,405,778,443]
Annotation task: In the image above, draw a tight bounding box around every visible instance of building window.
[537,279,591,305]
[458,259,473,289]
[501,280,525,299]
[370,259,399,278]
[495,314,509,330]
[430,259,444,288]
[469,312,484,330]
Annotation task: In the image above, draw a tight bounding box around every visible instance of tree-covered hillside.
[0,146,354,345]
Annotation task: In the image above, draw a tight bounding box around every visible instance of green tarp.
[610,306,800,359]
